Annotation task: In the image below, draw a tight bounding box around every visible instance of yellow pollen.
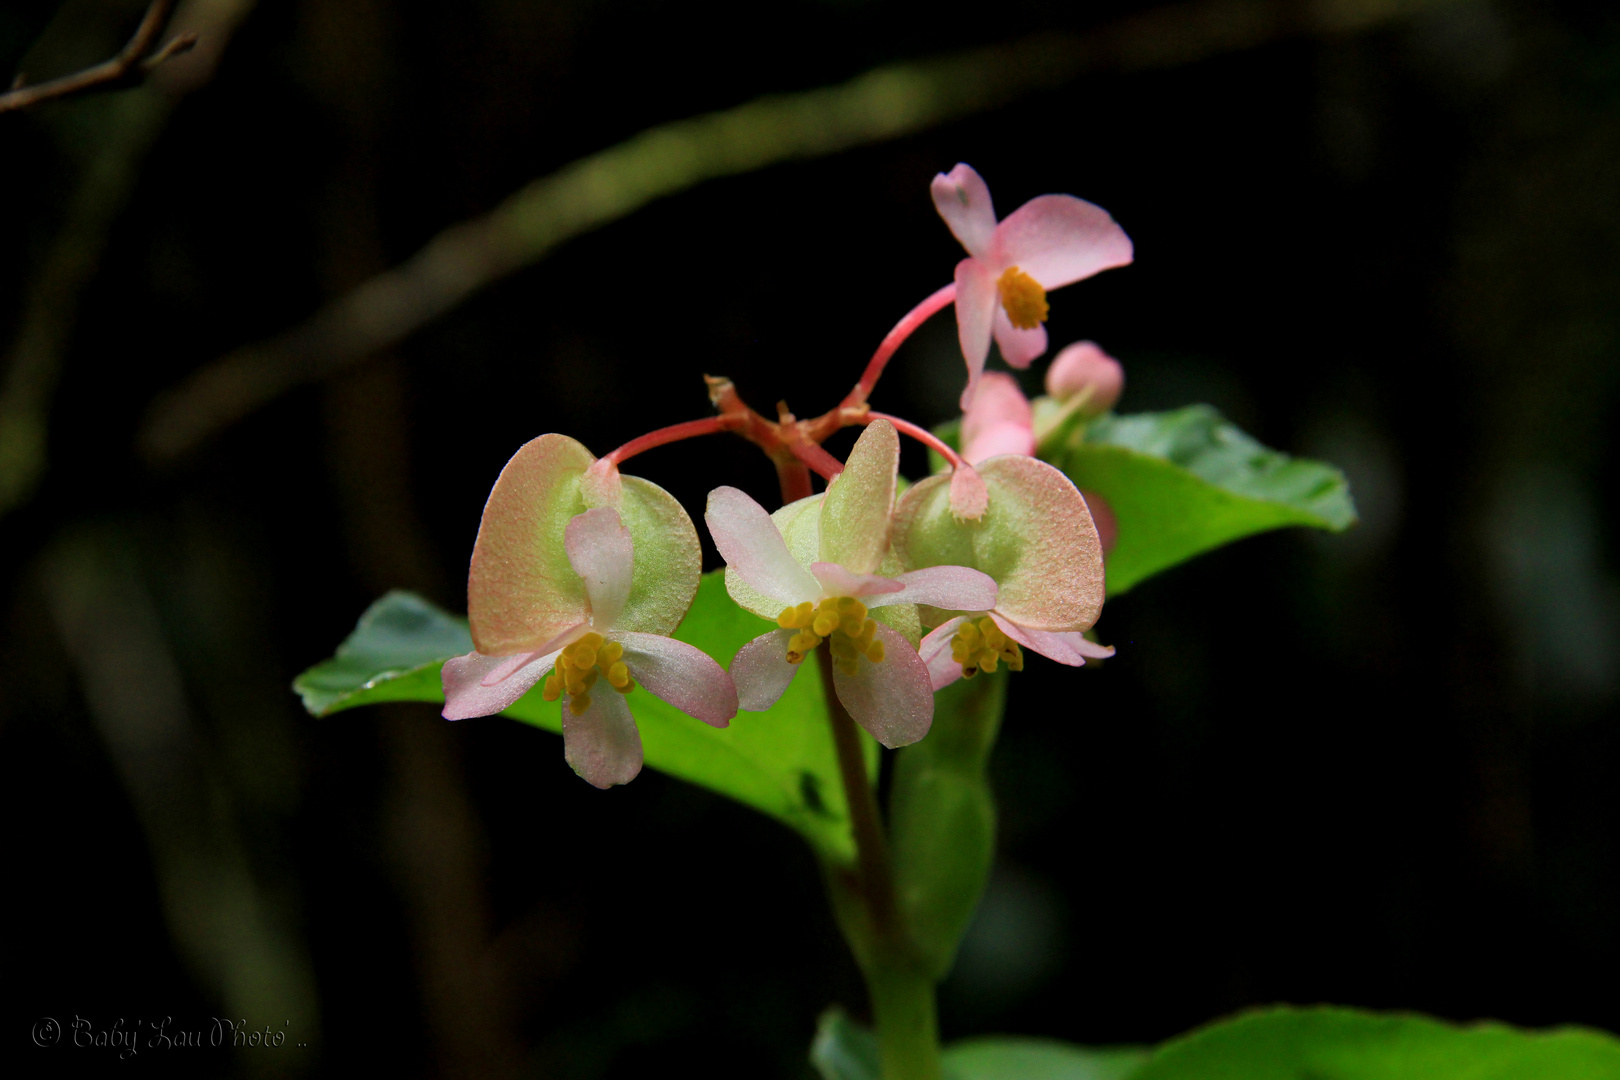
[950,616,1024,680]
[782,596,886,670]
[551,630,635,707]
[997,266,1049,330]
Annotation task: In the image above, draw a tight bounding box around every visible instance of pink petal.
[442,648,557,721]
[878,565,998,612]
[705,486,821,608]
[989,194,1134,289]
[992,305,1048,369]
[961,372,1032,448]
[810,562,904,600]
[821,419,899,575]
[467,433,594,655]
[729,629,803,712]
[562,690,643,788]
[953,258,998,410]
[918,618,969,691]
[479,624,583,683]
[930,163,997,258]
[615,631,737,726]
[962,421,1037,465]
[831,621,934,748]
[990,612,1115,666]
[565,507,634,630]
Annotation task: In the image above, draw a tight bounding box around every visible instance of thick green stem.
[816,649,943,1080]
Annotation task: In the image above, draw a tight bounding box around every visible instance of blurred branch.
[139,0,1474,464]
[0,0,196,115]
[0,0,255,519]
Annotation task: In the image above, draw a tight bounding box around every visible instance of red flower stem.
[601,415,740,467]
[790,440,845,481]
[842,284,956,408]
[860,411,967,470]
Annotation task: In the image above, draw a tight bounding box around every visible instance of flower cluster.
[443,165,1131,786]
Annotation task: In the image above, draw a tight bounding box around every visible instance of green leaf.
[1133,1005,1620,1079]
[946,1038,1150,1080]
[809,1011,1149,1080]
[1053,405,1357,595]
[294,575,877,865]
[811,1009,882,1080]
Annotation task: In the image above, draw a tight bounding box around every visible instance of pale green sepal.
[894,455,1103,632]
[615,474,701,635]
[466,433,594,654]
[820,419,899,574]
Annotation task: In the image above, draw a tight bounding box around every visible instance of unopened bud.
[1045,341,1123,415]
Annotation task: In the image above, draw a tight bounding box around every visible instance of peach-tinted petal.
[930,163,997,258]
[467,433,593,654]
[918,617,969,691]
[810,562,904,601]
[820,419,898,575]
[565,508,633,630]
[729,628,802,712]
[616,631,737,726]
[989,612,1115,667]
[992,305,1048,369]
[707,486,821,615]
[831,621,934,748]
[954,257,998,409]
[879,565,997,613]
[442,648,559,721]
[562,690,643,788]
[990,194,1134,289]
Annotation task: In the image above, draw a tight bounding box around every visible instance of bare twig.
[0,0,196,115]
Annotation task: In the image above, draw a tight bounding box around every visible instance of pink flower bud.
[1045,341,1123,415]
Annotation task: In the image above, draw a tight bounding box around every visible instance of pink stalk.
[861,411,967,471]
[602,416,739,467]
[843,284,956,407]
[790,440,845,481]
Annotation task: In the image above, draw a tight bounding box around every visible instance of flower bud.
[1045,341,1123,415]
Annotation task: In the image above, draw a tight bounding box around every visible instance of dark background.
[3,0,1618,1076]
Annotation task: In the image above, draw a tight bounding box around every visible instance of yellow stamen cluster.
[541,631,635,715]
[777,597,886,676]
[951,616,1024,680]
[997,265,1049,330]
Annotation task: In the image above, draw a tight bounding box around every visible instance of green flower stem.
[816,648,943,1080]
[889,670,1006,979]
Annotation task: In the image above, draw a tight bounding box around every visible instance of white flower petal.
[562,690,643,788]
[831,621,934,748]
[729,629,803,712]
[565,507,635,629]
[616,631,736,726]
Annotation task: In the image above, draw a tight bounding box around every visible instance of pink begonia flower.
[960,371,1035,465]
[1045,340,1124,415]
[704,420,998,748]
[441,434,737,788]
[931,163,1133,410]
[893,453,1113,691]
